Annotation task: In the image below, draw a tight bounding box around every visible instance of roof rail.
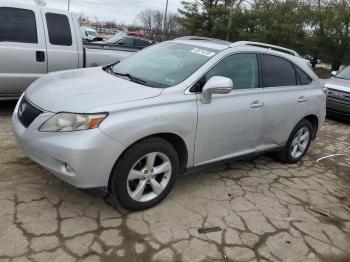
[175,36,231,45]
[230,41,300,57]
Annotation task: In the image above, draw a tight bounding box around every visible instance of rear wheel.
[278,119,313,164]
[109,138,179,211]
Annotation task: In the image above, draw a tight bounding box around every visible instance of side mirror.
[331,71,337,77]
[201,76,233,104]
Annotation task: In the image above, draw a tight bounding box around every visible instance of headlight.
[39,112,108,132]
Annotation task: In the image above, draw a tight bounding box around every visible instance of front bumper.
[12,101,126,192]
[326,97,350,120]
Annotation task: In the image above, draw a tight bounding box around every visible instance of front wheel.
[109,138,179,211]
[278,119,313,164]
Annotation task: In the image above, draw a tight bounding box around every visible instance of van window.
[0,7,37,44]
[46,13,72,46]
[261,54,297,87]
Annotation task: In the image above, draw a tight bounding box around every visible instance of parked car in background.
[324,66,350,120]
[93,32,153,50]
[12,37,326,210]
[81,27,103,42]
[0,3,138,100]
[303,55,318,68]
[127,32,146,38]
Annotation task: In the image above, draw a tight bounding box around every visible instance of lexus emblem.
[18,102,27,117]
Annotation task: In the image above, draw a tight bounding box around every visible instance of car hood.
[26,67,163,113]
[324,77,350,93]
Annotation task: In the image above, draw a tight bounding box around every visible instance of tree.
[310,0,350,69]
[178,0,350,68]
[137,9,183,41]
[77,11,88,24]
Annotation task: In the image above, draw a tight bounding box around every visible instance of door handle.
[36,51,45,62]
[250,101,264,109]
[298,96,307,103]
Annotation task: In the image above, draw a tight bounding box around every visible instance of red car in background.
[127,32,146,38]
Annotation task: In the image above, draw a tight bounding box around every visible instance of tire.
[109,137,179,211]
[278,119,313,164]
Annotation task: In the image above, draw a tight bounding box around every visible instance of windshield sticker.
[190,48,215,57]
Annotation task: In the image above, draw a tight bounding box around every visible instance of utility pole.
[226,1,234,41]
[68,0,70,11]
[162,0,169,41]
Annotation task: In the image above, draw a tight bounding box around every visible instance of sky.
[19,0,183,24]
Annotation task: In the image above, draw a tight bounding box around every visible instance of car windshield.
[106,32,126,43]
[112,42,218,88]
[336,66,350,80]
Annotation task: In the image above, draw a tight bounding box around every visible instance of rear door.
[41,10,79,72]
[0,5,47,97]
[257,54,306,150]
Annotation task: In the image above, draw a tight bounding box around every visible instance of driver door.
[194,53,264,166]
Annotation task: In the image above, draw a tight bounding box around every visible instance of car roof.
[172,36,301,57]
[172,36,231,51]
[2,2,71,15]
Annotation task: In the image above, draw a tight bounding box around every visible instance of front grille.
[327,88,350,102]
[18,96,43,128]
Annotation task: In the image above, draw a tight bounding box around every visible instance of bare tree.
[137,9,183,41]
[137,9,154,32]
[165,13,183,39]
[77,11,88,24]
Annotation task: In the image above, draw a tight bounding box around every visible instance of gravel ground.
[0,101,349,262]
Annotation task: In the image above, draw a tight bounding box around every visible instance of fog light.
[64,163,75,174]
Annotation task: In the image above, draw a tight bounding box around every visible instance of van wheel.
[278,119,313,164]
[109,137,179,211]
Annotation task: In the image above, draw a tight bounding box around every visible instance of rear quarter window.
[0,7,37,44]
[46,13,72,46]
[295,67,312,85]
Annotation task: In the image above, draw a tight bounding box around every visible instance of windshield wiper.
[113,72,151,86]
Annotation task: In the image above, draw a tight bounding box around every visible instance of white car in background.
[81,27,101,42]
[0,3,136,100]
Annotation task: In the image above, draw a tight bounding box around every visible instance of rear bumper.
[11,101,126,192]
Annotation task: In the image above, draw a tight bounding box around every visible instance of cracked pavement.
[0,101,349,262]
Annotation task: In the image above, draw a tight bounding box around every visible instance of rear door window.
[0,7,37,43]
[134,39,149,47]
[117,37,134,46]
[261,54,297,87]
[46,13,72,46]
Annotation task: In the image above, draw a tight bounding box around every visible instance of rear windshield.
[112,42,218,88]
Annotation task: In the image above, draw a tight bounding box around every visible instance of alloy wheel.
[290,127,310,159]
[126,152,172,202]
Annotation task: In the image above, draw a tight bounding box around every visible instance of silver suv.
[12,37,326,210]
